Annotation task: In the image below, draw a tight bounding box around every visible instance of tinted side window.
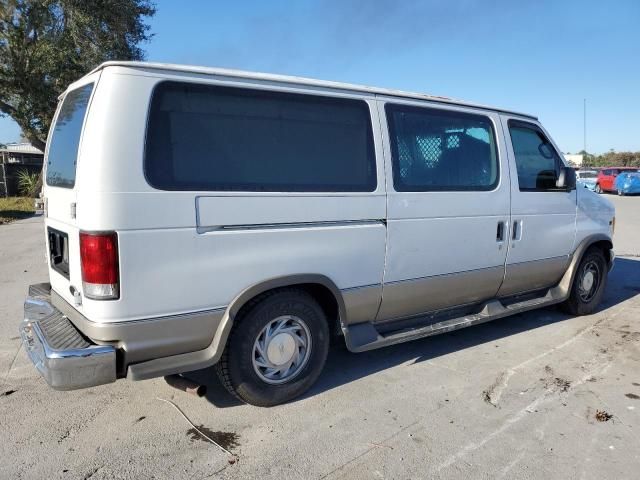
[46,84,94,188]
[602,170,611,176]
[508,122,561,191]
[145,82,376,192]
[386,104,498,191]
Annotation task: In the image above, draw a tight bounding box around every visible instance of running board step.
[345,287,565,353]
[504,290,554,310]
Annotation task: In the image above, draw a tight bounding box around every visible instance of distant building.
[0,143,44,197]
[0,142,44,165]
[564,154,584,167]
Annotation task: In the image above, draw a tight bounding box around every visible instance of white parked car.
[576,170,599,191]
[21,62,615,406]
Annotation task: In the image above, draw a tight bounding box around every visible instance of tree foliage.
[17,168,40,196]
[0,0,155,151]
[581,150,640,168]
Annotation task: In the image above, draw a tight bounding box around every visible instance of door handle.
[496,221,505,242]
[512,220,522,242]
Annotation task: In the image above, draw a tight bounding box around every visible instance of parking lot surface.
[1,195,639,479]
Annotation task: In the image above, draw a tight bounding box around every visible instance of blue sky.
[1,0,638,154]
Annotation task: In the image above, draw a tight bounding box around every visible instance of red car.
[595,167,639,193]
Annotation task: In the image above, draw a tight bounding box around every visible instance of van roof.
[87,61,538,120]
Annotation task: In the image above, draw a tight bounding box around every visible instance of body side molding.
[128,234,613,379]
[128,274,356,380]
[343,233,614,353]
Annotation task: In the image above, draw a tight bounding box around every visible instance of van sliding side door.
[375,99,511,322]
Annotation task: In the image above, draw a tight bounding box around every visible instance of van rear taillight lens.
[80,232,119,300]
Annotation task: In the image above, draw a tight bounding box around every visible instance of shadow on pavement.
[189,257,640,408]
[0,211,40,226]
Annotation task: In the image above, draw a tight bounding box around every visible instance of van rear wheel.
[215,289,329,407]
[595,184,602,194]
[560,247,607,316]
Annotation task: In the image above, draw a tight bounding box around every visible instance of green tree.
[577,149,597,167]
[0,0,155,151]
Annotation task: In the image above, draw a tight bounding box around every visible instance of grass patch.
[0,197,36,225]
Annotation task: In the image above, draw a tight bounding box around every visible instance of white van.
[21,62,615,406]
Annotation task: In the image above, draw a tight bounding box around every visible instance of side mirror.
[538,143,555,159]
[556,166,576,190]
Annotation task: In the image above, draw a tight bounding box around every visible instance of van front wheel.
[215,289,329,407]
[560,247,607,316]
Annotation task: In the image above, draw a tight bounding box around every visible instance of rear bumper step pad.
[20,283,116,390]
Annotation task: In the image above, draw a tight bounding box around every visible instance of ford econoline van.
[20,62,615,406]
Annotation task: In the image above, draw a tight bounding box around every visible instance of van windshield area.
[46,84,94,188]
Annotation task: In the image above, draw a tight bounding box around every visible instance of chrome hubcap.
[581,271,594,292]
[252,315,311,385]
[578,260,600,302]
[266,333,296,365]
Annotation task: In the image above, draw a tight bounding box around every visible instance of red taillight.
[79,232,119,300]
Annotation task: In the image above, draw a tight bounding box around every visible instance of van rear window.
[144,82,377,192]
[45,84,94,188]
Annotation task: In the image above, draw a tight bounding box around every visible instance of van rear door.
[44,75,98,306]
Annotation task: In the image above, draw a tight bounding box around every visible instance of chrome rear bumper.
[20,284,116,390]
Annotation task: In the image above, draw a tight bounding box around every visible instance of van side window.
[602,169,611,176]
[508,121,562,191]
[46,83,94,188]
[385,104,498,191]
[145,82,377,192]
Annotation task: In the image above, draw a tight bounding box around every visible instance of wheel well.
[233,283,342,336]
[298,283,342,335]
[588,240,613,266]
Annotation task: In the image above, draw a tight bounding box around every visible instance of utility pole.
[583,98,587,153]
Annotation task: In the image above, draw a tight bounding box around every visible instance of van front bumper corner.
[20,284,116,390]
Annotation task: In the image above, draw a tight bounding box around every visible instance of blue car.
[614,171,640,195]
[576,170,598,191]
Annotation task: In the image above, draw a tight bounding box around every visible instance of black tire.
[560,247,608,316]
[595,184,602,194]
[215,289,329,407]
[618,189,624,196]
